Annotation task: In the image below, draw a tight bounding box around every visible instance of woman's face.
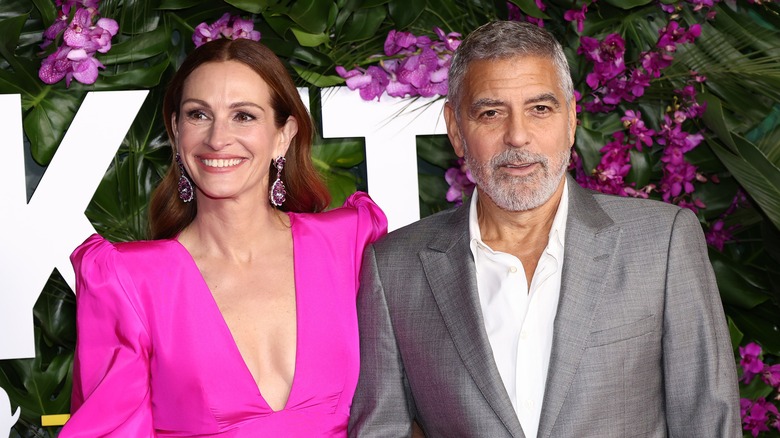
[172,60,297,204]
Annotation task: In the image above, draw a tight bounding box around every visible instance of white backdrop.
[0,87,447,429]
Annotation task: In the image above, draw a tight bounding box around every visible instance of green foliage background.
[0,0,779,436]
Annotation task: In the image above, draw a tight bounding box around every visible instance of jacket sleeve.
[349,244,415,437]
[662,209,741,437]
[60,234,154,437]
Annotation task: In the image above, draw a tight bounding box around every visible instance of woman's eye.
[186,110,208,121]
[235,112,255,122]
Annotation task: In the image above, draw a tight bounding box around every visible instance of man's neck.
[476,177,566,281]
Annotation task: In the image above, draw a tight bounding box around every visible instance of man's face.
[444,55,577,212]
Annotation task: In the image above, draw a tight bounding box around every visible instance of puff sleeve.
[60,234,154,437]
[343,192,388,288]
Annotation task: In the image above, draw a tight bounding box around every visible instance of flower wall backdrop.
[0,0,779,436]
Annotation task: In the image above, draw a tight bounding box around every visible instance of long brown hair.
[149,38,330,239]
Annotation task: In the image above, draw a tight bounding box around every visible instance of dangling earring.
[176,153,194,203]
[270,156,286,207]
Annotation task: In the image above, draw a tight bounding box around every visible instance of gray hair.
[447,21,574,116]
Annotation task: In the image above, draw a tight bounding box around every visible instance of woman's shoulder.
[71,234,184,274]
[293,192,388,243]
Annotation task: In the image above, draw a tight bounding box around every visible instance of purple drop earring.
[176,153,194,203]
[270,156,286,207]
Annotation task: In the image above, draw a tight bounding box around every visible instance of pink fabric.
[60,192,387,437]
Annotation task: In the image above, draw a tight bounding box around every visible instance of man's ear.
[277,116,298,157]
[444,102,465,158]
[567,97,577,146]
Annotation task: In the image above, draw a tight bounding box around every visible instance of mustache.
[488,149,549,169]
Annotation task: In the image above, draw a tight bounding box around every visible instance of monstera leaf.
[311,137,364,208]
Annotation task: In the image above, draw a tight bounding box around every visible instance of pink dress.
[60,193,387,437]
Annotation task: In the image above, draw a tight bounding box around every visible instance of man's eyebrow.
[526,92,561,108]
[469,98,505,113]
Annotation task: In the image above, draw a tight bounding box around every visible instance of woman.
[61,38,387,437]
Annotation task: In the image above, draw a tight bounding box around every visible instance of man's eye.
[481,109,498,118]
[534,105,550,113]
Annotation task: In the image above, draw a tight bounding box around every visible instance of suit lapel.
[537,179,622,438]
[420,204,525,438]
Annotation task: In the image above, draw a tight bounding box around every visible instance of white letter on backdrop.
[320,87,446,231]
[0,91,148,360]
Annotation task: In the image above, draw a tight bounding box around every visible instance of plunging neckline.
[172,212,299,413]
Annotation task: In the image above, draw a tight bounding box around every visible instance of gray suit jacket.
[349,178,740,437]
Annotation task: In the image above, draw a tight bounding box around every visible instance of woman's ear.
[277,116,298,157]
[171,112,179,146]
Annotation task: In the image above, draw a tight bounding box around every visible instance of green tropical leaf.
[739,370,774,399]
[310,136,363,208]
[109,0,163,34]
[387,0,425,28]
[339,6,387,43]
[290,27,330,47]
[312,138,364,168]
[291,64,344,87]
[225,0,265,14]
[710,250,771,309]
[92,59,169,89]
[158,0,201,10]
[693,177,740,218]
[727,303,780,355]
[603,0,653,9]
[289,46,333,67]
[288,0,332,34]
[746,103,780,164]
[24,89,83,166]
[102,26,172,64]
[701,93,780,230]
[418,172,453,217]
[323,168,359,209]
[263,14,296,39]
[417,134,455,169]
[0,329,72,428]
[574,125,606,175]
[31,0,56,26]
[0,67,27,94]
[706,136,780,231]
[727,317,743,353]
[0,14,43,94]
[627,150,652,189]
[0,14,27,61]
[34,273,76,349]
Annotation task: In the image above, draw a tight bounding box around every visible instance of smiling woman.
[59,38,388,437]
[151,38,332,240]
[173,60,296,206]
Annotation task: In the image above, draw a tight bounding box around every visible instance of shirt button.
[522,399,534,410]
[509,266,518,273]
[519,330,529,340]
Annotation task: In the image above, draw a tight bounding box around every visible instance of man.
[349,21,740,438]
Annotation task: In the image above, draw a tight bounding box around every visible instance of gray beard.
[464,145,571,212]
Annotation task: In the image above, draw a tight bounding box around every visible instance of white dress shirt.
[468,179,568,438]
